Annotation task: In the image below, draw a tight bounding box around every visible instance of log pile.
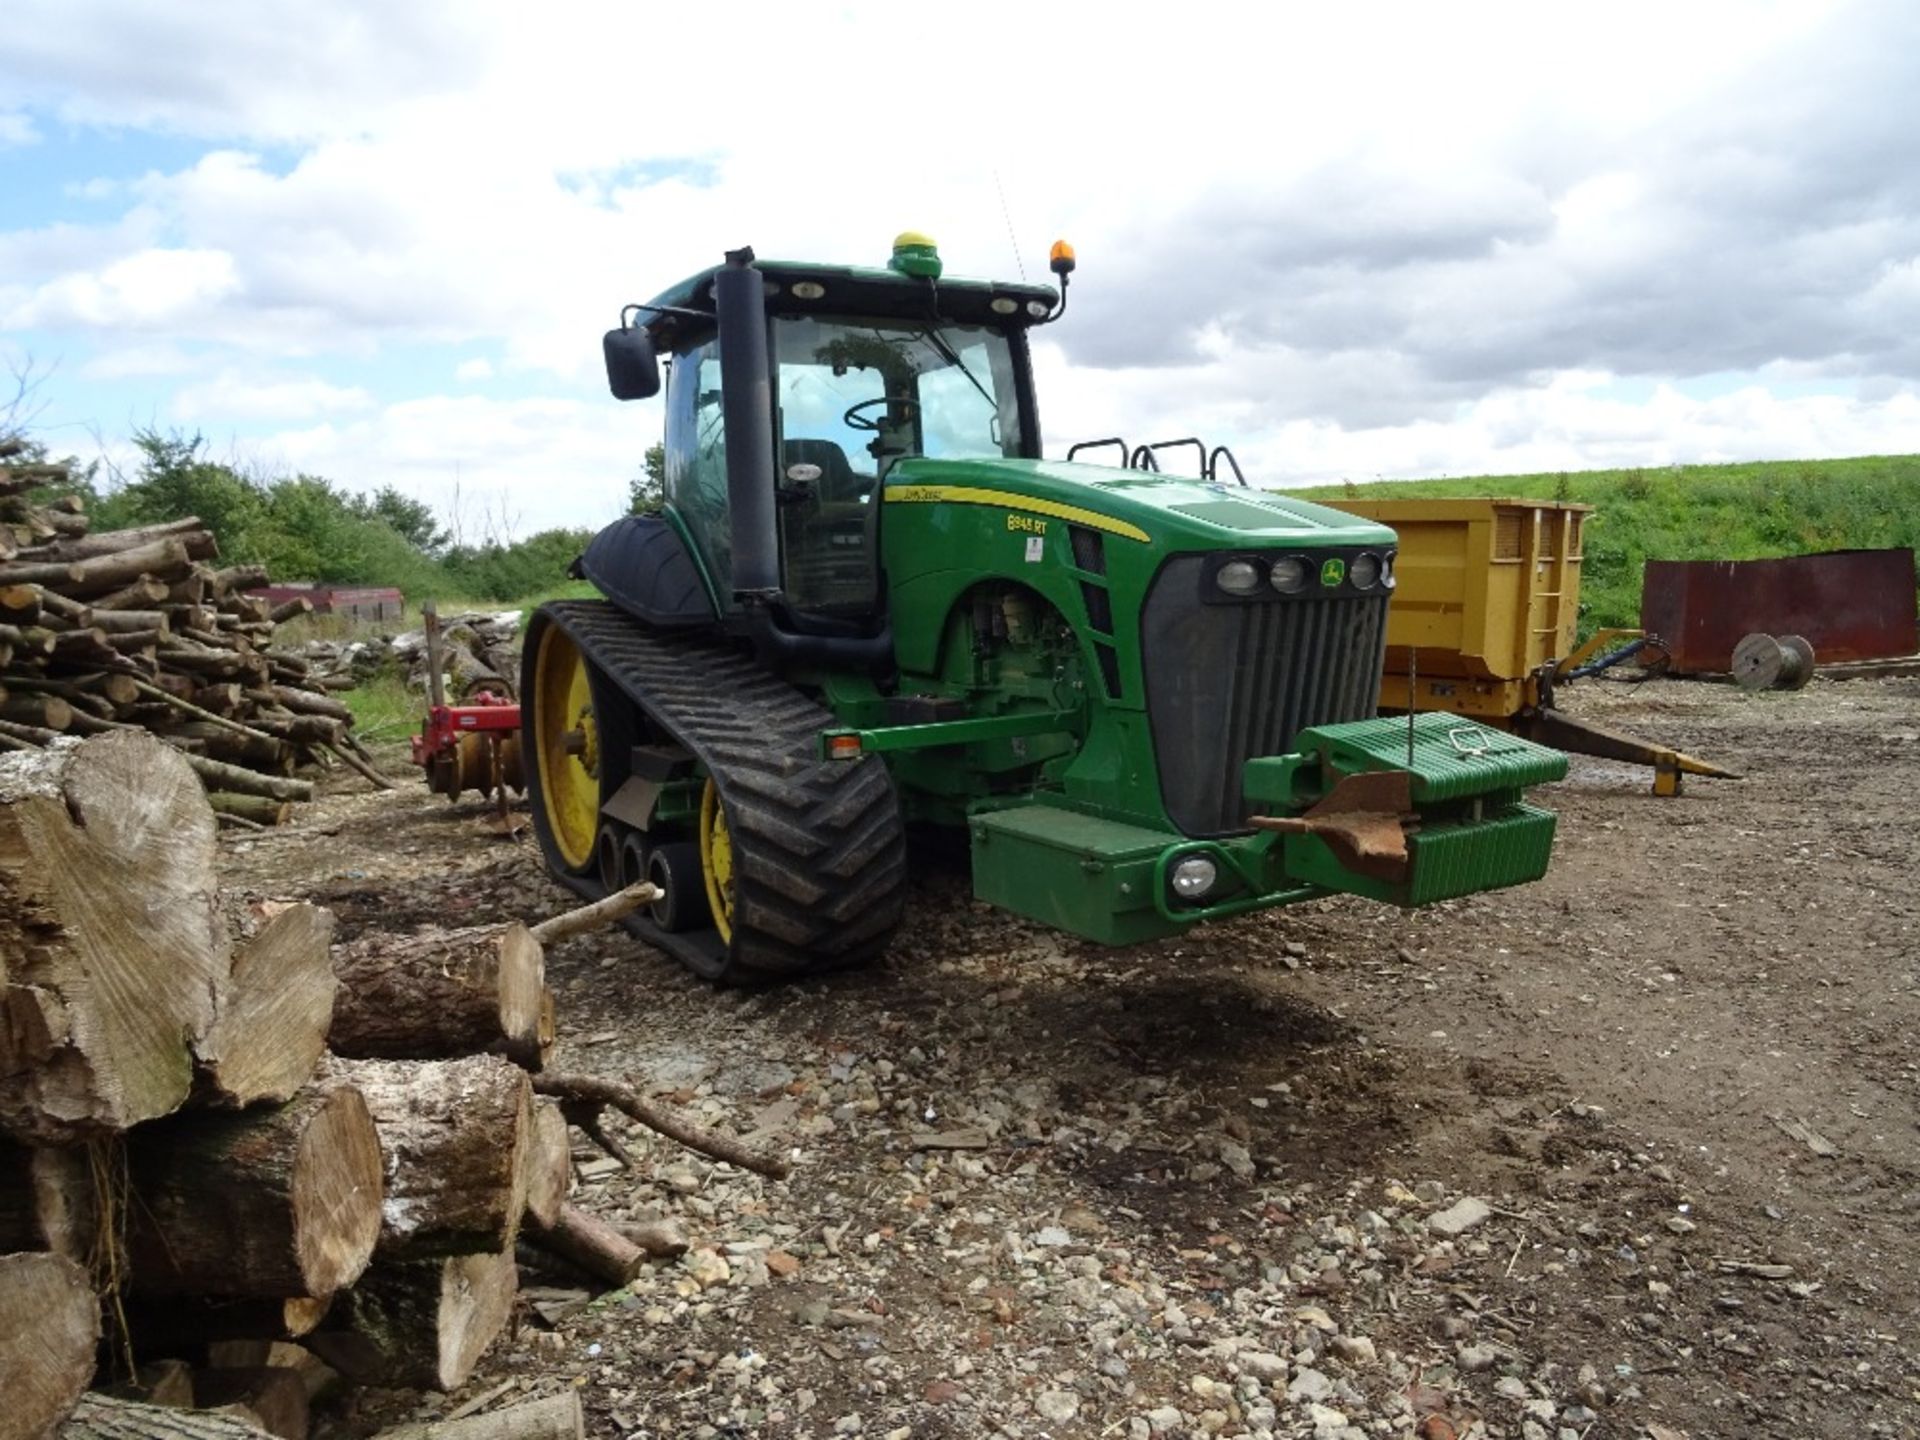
[292,611,521,696]
[0,730,728,1438]
[0,443,380,821]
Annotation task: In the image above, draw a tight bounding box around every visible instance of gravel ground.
[224,673,1920,1440]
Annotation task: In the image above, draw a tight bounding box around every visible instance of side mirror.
[603,326,660,401]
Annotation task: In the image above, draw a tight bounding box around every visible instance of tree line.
[28,428,671,604]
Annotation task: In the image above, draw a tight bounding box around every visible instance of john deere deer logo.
[1320,557,1346,588]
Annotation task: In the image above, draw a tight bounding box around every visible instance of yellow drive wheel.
[531,623,601,872]
[698,777,736,944]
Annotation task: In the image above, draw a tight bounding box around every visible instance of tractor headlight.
[1216,559,1263,597]
[1350,552,1382,590]
[1268,555,1310,594]
[1382,550,1396,589]
[1170,854,1219,900]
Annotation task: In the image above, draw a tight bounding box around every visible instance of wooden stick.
[89,608,168,634]
[91,578,171,611]
[1,693,73,730]
[207,791,293,826]
[527,882,661,946]
[38,589,90,623]
[374,1390,579,1440]
[6,675,114,715]
[22,519,213,564]
[0,716,61,745]
[532,1072,790,1178]
[171,749,315,802]
[262,685,352,723]
[133,679,279,744]
[0,462,72,488]
[525,1204,646,1287]
[371,1390,582,1440]
[60,1395,276,1440]
[324,741,397,791]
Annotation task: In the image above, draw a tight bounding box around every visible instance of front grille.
[1141,555,1390,835]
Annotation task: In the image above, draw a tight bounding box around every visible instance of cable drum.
[1732,632,1817,691]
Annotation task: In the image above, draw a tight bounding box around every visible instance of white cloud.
[1,0,1914,529]
[7,248,239,330]
[250,393,650,536]
[0,112,37,147]
[1035,338,1920,486]
[172,372,374,423]
[80,342,200,379]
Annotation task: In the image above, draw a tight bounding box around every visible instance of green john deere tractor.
[523,233,1568,982]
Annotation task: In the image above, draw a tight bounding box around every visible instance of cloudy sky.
[2,1,1915,535]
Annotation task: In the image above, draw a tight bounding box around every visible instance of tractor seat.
[782,438,869,505]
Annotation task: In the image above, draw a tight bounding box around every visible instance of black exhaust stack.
[714,247,781,601]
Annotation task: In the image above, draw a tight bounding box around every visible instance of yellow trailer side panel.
[1320,498,1591,713]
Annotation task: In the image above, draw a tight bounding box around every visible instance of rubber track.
[539,601,907,983]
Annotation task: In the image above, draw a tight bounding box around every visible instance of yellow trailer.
[1328,497,1588,718]
[1321,496,1736,795]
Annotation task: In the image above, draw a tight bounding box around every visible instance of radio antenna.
[993,170,1027,282]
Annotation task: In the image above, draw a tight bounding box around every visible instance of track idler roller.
[646,842,709,933]
[595,823,625,894]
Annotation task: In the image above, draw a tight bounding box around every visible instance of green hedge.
[1287,455,1920,631]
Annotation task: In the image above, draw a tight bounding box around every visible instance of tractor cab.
[606,237,1059,639]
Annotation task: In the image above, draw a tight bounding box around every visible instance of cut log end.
[307,1248,516,1392]
[522,1100,571,1229]
[0,1252,99,1440]
[293,1084,387,1296]
[329,922,546,1068]
[0,730,227,1142]
[128,1082,383,1301]
[195,902,337,1108]
[495,924,545,1058]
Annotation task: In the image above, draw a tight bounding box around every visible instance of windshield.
[773,315,1023,490]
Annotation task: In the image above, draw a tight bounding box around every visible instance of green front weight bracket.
[1245,712,1569,906]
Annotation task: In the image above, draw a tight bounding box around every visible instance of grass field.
[1286,453,1920,631]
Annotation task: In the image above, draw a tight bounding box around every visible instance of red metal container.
[247,584,406,622]
[1641,548,1918,671]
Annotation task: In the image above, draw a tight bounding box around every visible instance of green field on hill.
[1285,454,1920,632]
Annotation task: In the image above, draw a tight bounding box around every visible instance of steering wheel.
[842,396,918,432]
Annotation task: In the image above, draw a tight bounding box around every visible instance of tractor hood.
[883,457,1398,552]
